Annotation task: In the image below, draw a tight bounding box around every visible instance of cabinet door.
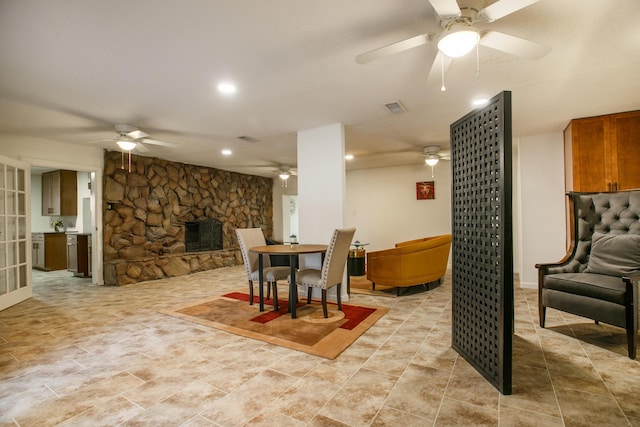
[59,170,77,216]
[568,116,611,192]
[611,111,640,190]
[41,172,53,215]
[49,171,61,216]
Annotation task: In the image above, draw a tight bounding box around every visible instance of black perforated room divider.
[450,91,513,394]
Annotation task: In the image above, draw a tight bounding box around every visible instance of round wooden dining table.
[249,244,327,318]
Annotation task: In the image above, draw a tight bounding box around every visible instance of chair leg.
[248,280,254,305]
[322,289,328,318]
[267,282,271,300]
[307,287,312,304]
[337,283,342,311]
[270,281,279,311]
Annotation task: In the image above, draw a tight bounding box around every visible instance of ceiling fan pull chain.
[440,54,446,92]
[475,42,480,79]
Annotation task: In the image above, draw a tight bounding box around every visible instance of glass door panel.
[0,155,30,310]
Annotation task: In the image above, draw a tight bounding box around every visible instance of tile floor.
[1,266,639,426]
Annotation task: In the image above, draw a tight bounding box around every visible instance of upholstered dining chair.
[296,228,356,318]
[235,228,289,310]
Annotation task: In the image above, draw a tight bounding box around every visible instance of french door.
[0,155,30,311]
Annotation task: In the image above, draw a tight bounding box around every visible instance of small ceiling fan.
[89,124,179,153]
[424,145,451,166]
[424,145,450,176]
[356,0,550,85]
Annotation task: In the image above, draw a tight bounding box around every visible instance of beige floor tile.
[554,387,629,427]
[435,398,499,426]
[318,368,398,426]
[1,267,639,426]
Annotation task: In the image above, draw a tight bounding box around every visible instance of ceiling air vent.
[237,135,260,143]
[384,101,407,114]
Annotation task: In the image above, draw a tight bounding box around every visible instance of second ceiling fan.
[356,0,550,86]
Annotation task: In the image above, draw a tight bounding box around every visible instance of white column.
[297,123,348,300]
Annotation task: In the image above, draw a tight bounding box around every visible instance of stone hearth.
[103,151,273,285]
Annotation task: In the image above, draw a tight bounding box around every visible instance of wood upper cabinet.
[565,110,640,192]
[41,170,77,216]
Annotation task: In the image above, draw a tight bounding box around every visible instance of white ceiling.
[1,0,639,178]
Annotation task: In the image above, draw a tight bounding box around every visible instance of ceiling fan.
[89,124,179,153]
[356,0,550,85]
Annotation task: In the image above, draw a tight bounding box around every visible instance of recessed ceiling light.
[217,82,237,94]
[345,154,354,161]
[472,98,489,107]
[221,149,232,156]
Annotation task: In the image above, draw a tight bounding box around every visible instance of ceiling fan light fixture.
[437,25,479,58]
[117,140,137,151]
[425,157,439,166]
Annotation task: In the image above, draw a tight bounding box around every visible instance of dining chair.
[235,228,289,310]
[296,228,356,318]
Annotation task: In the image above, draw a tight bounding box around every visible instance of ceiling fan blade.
[134,143,149,153]
[140,138,179,148]
[479,30,550,60]
[85,138,114,144]
[477,0,539,22]
[126,129,150,139]
[427,0,461,18]
[355,33,432,64]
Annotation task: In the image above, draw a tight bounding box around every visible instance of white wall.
[297,123,347,245]
[516,133,568,288]
[345,162,452,252]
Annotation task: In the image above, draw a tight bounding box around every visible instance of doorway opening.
[282,195,299,242]
[29,163,101,287]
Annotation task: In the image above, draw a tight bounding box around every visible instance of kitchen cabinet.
[67,233,91,277]
[564,110,640,192]
[41,170,77,216]
[33,232,67,271]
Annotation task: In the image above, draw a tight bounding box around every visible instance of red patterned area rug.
[160,292,389,359]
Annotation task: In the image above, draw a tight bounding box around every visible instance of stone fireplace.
[185,218,223,252]
[102,151,274,285]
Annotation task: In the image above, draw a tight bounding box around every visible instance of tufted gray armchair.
[536,190,640,359]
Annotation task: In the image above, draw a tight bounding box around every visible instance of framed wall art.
[416,181,435,200]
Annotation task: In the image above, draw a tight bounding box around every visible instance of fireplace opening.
[185,218,223,252]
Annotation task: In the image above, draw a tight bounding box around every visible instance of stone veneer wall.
[103,151,274,285]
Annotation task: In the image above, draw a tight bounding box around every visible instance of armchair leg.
[627,325,636,359]
[307,287,312,304]
[248,280,254,306]
[539,305,546,328]
[337,283,342,312]
[624,276,637,359]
